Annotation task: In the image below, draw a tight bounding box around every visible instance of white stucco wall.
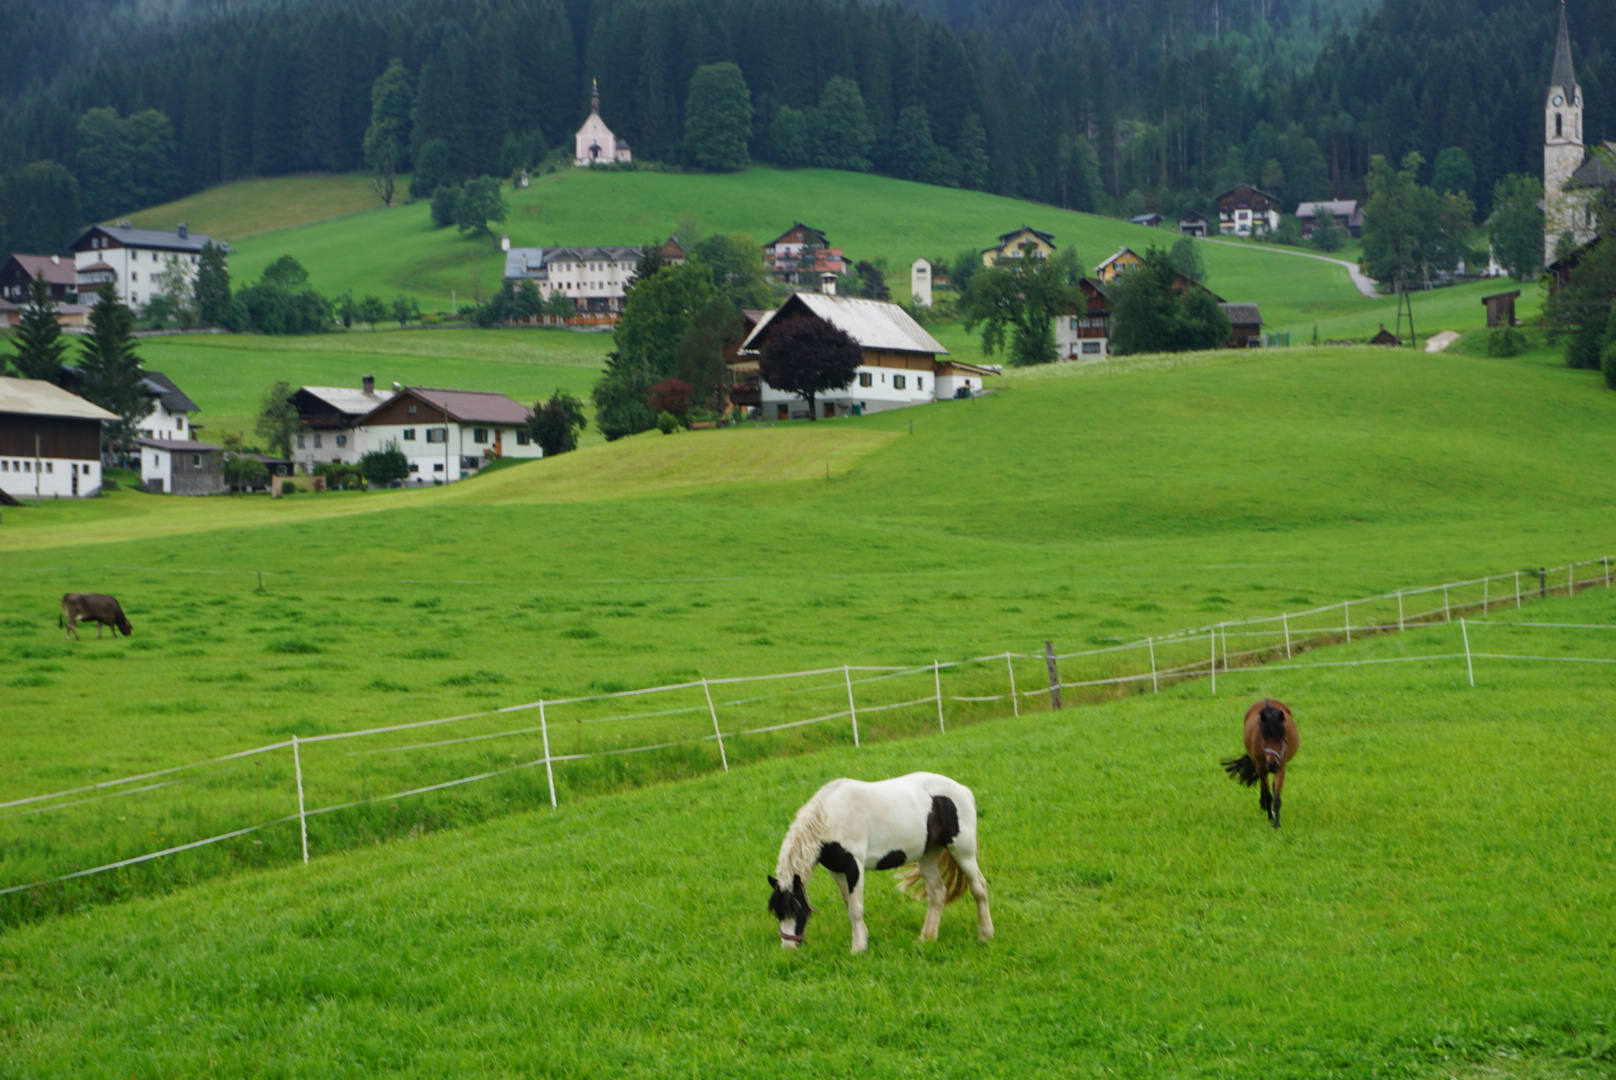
[1,454,100,498]
[366,421,540,485]
[75,246,203,308]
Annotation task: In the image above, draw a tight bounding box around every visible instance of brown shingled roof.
[399,387,532,425]
[7,254,76,287]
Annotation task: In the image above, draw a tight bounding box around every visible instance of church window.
[1555,114,1562,137]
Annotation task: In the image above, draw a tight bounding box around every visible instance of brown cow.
[60,593,133,641]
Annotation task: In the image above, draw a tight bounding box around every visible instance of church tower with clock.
[1544,4,1590,263]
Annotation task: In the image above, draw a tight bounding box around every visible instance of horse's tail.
[1222,754,1260,786]
[896,849,970,905]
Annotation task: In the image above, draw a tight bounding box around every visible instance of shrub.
[656,410,680,434]
[279,480,298,495]
[359,442,409,487]
[1602,338,1616,391]
[1486,327,1526,357]
[430,184,460,229]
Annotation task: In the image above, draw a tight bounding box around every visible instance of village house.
[70,222,229,310]
[1,254,75,303]
[981,226,1056,266]
[1094,247,1144,283]
[1214,184,1282,237]
[358,386,540,484]
[1054,278,1114,360]
[137,437,224,496]
[1129,213,1165,228]
[503,237,684,321]
[1220,303,1264,347]
[0,375,114,499]
[763,224,847,286]
[1178,212,1209,238]
[1294,200,1362,238]
[734,293,998,419]
[575,79,631,166]
[286,377,392,472]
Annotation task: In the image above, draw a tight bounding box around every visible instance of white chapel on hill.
[575,79,632,166]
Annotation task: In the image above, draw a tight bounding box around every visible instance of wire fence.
[3,553,1612,906]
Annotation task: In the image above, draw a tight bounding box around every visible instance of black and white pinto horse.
[767,771,993,953]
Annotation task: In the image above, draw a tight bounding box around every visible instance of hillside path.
[1203,238,1380,298]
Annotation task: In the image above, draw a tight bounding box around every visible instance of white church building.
[575,79,632,166]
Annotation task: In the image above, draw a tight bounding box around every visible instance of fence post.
[933,660,946,733]
[1397,592,1405,632]
[1209,630,1217,695]
[1483,575,1489,613]
[1344,601,1351,644]
[1044,641,1062,710]
[539,701,556,809]
[1539,567,1547,599]
[1004,653,1019,716]
[1568,562,1575,597]
[1460,617,1474,688]
[1443,585,1451,622]
[1606,556,1611,587]
[703,679,728,771]
[1282,613,1292,658]
[1515,570,1522,609]
[1148,637,1158,693]
[1219,623,1228,671]
[844,665,862,746]
[292,735,309,865]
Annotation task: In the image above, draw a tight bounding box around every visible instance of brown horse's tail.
[896,849,969,905]
[1222,755,1260,786]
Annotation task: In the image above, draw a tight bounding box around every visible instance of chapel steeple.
[1544,2,1588,263]
[591,78,600,115]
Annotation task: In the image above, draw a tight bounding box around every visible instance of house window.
[516,430,530,445]
[858,372,872,387]
[409,404,417,415]
[403,428,416,441]
[433,462,444,471]
[191,454,201,468]
[473,428,488,444]
[409,464,419,473]
[45,462,52,473]
[313,434,322,448]
[153,456,160,467]
[1071,318,1080,330]
[1082,341,1102,355]
[131,272,138,282]
[426,428,446,443]
[296,434,305,449]
[917,378,924,391]
[176,417,184,430]
[893,375,906,390]
[335,435,347,447]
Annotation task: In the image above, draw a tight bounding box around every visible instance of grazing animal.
[767,771,992,953]
[1222,698,1298,828]
[60,593,133,641]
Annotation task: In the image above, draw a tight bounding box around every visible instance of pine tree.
[769,106,810,167]
[955,112,989,191]
[7,272,68,382]
[76,285,147,453]
[195,242,232,327]
[811,77,876,172]
[683,63,752,172]
[364,59,416,206]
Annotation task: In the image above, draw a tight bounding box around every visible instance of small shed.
[1219,303,1263,348]
[1369,324,1403,347]
[1130,213,1165,228]
[137,437,224,495]
[1481,290,1521,328]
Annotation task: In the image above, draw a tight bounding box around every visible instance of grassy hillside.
[3,341,1614,919]
[133,328,612,439]
[120,173,387,240]
[201,166,1524,343]
[0,598,1612,1077]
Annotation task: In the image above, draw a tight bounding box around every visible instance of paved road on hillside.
[1203,237,1380,298]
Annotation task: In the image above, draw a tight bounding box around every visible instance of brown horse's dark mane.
[1258,702,1286,742]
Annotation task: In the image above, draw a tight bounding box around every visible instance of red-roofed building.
[358,385,539,484]
[1,254,77,303]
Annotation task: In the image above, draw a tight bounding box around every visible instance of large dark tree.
[7,272,69,382]
[529,390,587,456]
[194,242,232,326]
[75,284,146,453]
[760,316,861,420]
[1108,247,1231,355]
[363,58,415,207]
[593,262,719,440]
[683,63,751,172]
[960,246,1085,366]
[0,162,81,254]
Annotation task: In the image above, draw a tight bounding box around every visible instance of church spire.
[591,78,600,115]
[1551,2,1577,93]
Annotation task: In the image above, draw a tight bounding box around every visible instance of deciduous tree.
[961,246,1085,366]
[255,380,299,457]
[760,316,861,420]
[1108,246,1231,355]
[363,59,415,207]
[194,242,232,327]
[1489,175,1546,283]
[529,390,587,456]
[684,63,751,172]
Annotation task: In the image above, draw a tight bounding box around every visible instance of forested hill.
[0,0,1610,255]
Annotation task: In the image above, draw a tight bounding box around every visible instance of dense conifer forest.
[0,0,1610,251]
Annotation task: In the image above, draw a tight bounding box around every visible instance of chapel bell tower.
[1544,2,1586,263]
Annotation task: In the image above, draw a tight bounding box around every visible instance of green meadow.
[132,165,1541,343]
[0,595,1611,1078]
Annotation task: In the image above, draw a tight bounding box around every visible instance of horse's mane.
[1259,703,1287,742]
[776,780,840,880]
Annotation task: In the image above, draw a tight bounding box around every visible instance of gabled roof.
[0,376,119,422]
[1214,184,1281,204]
[1095,247,1142,273]
[135,437,221,452]
[504,244,652,279]
[740,293,947,356]
[141,370,199,414]
[72,223,231,255]
[1219,302,1262,326]
[1551,4,1578,90]
[766,223,830,249]
[4,254,75,287]
[1294,199,1359,218]
[1129,214,1163,225]
[294,385,393,419]
[1179,211,1209,222]
[995,225,1055,246]
[1570,143,1616,190]
[378,387,533,426]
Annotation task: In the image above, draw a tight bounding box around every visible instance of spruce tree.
[195,242,233,327]
[955,113,990,191]
[683,63,751,172]
[811,77,875,172]
[7,272,69,382]
[76,285,148,453]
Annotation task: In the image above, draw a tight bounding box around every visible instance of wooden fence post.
[1005,653,1019,716]
[539,701,556,809]
[844,665,861,747]
[1539,567,1547,599]
[933,660,945,733]
[1044,641,1062,710]
[1148,638,1158,693]
[292,735,309,865]
[703,679,728,771]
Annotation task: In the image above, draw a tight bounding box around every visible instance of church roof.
[1571,143,1616,190]
[1551,5,1578,90]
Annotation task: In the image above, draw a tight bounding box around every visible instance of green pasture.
[133,328,612,439]
[2,343,1614,921]
[0,591,1612,1077]
[120,173,386,240]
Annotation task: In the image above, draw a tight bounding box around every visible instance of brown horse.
[1222,698,1298,828]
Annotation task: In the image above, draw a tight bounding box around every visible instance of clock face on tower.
[1553,95,1564,106]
